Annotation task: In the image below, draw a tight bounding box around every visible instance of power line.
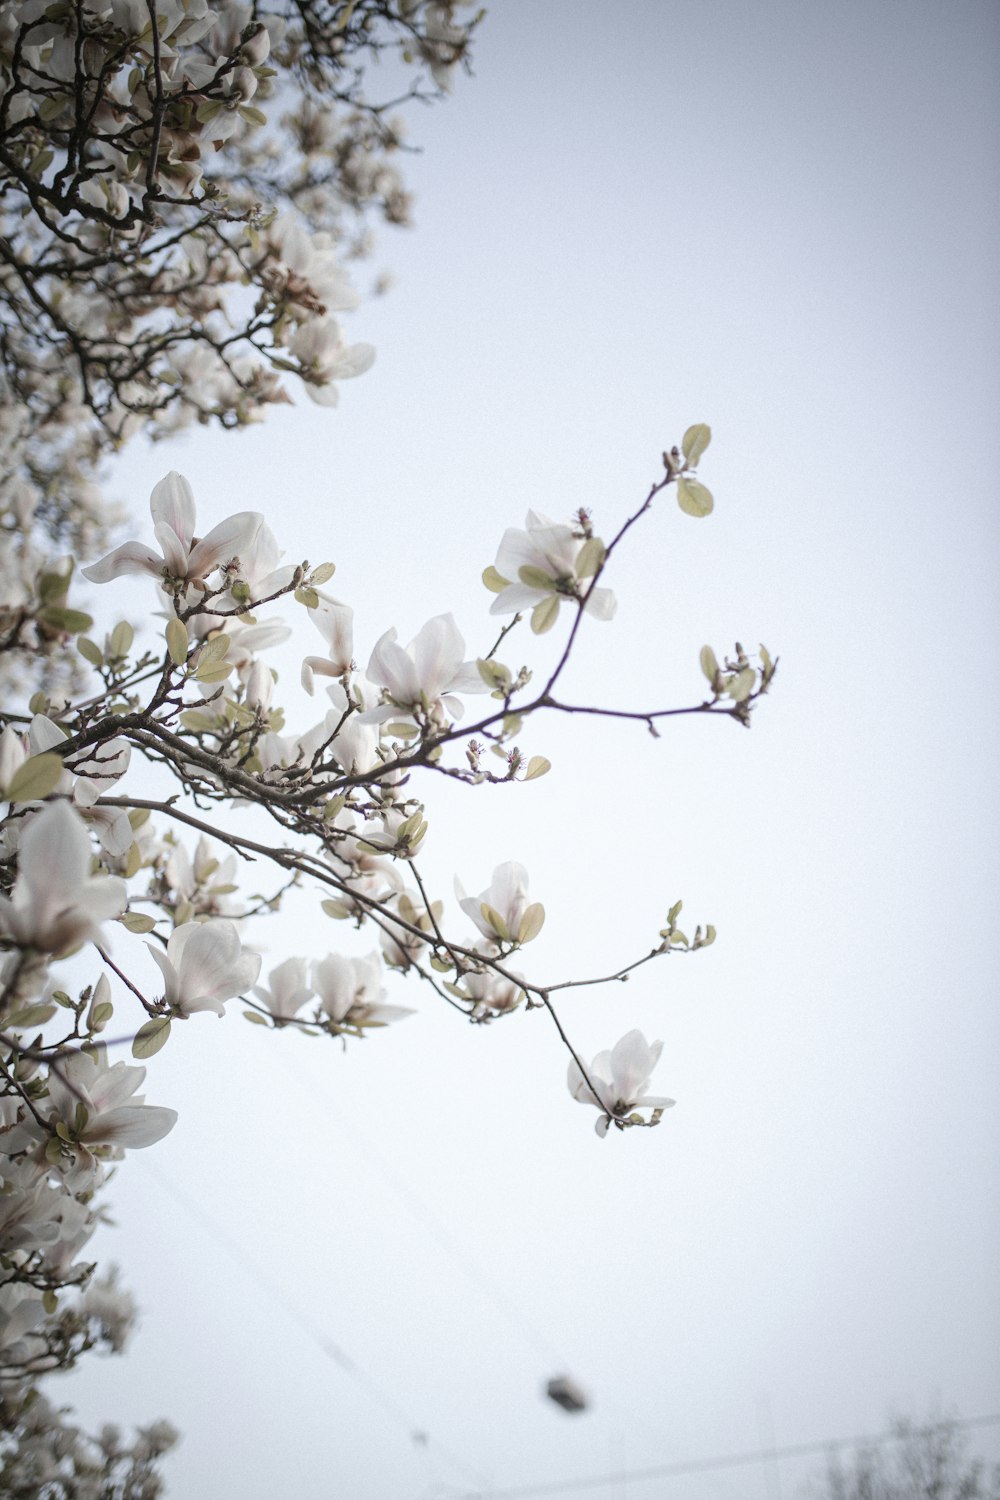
[137,1158,491,1493]
[454,1412,1000,1499]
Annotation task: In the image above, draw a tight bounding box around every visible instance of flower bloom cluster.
[0,0,480,552]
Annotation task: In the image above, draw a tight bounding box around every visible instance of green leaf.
[482,565,510,594]
[242,1010,269,1025]
[477,658,511,692]
[294,586,319,609]
[480,902,510,941]
[42,1289,58,1316]
[7,752,63,803]
[726,667,756,702]
[40,606,93,634]
[384,721,420,739]
[193,661,234,684]
[28,692,48,715]
[523,755,551,781]
[123,842,142,879]
[120,911,157,934]
[681,423,712,466]
[4,1002,56,1029]
[667,899,683,925]
[90,1001,114,1028]
[699,645,719,684]
[530,596,560,635]
[676,478,714,518]
[575,537,606,579]
[429,955,454,973]
[321,899,351,920]
[310,562,336,585]
[518,565,555,591]
[179,710,217,733]
[109,621,134,658]
[165,617,188,666]
[77,637,104,667]
[198,634,230,665]
[238,104,268,127]
[517,902,545,944]
[132,1017,171,1059]
[703,925,717,946]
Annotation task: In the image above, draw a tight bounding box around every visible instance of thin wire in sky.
[453,1412,1000,1499]
[137,1157,491,1493]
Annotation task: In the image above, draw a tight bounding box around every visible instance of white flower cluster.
[0,0,480,543]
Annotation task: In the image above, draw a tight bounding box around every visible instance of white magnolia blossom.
[489,510,616,623]
[45,1047,177,1154]
[301,594,354,694]
[253,957,314,1022]
[456,860,544,946]
[567,1030,676,1137]
[365,612,485,726]
[462,960,525,1020]
[82,472,267,590]
[0,801,126,953]
[146,920,261,1017]
[313,951,414,1029]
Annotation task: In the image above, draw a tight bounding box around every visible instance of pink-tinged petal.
[312,596,354,671]
[412,614,464,697]
[82,541,165,585]
[609,1030,662,1101]
[494,527,549,581]
[187,512,265,580]
[489,581,548,615]
[145,943,178,1005]
[149,472,195,553]
[365,1003,415,1024]
[86,1104,177,1149]
[367,628,421,704]
[583,586,617,621]
[305,381,340,408]
[333,342,376,379]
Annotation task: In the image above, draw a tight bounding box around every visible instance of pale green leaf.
[575,537,606,579]
[4,1002,56,1029]
[132,1017,171,1059]
[676,478,714,518]
[480,902,510,941]
[517,902,545,944]
[519,564,555,591]
[109,621,134,658]
[523,755,551,781]
[77,637,104,667]
[7,752,63,803]
[165,617,188,666]
[681,423,712,466]
[310,562,336,584]
[699,644,719,684]
[482,565,510,594]
[530,596,560,635]
[242,1010,269,1025]
[120,911,157,934]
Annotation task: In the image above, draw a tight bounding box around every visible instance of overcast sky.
[58,2,999,1496]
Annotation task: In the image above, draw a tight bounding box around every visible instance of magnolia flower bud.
[230,66,258,103]
[246,658,273,710]
[241,24,270,65]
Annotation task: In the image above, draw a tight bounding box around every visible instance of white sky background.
[56,1,999,1496]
